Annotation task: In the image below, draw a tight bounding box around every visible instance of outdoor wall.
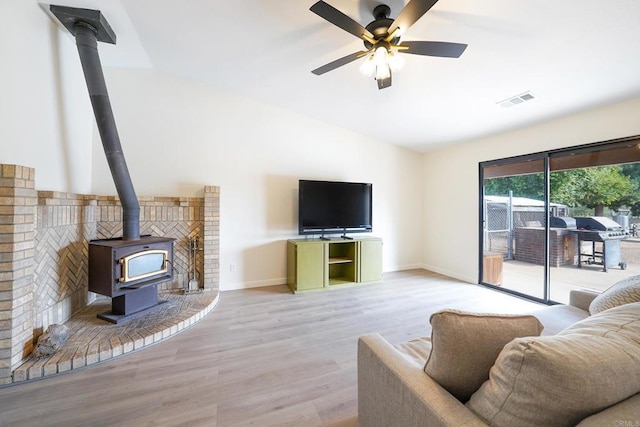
[422,95,640,283]
[92,68,425,290]
[514,228,578,267]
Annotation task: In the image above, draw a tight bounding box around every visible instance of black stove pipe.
[74,22,140,240]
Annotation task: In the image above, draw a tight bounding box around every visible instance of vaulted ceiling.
[42,0,640,152]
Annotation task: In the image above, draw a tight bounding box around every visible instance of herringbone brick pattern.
[4,178,219,384]
[33,196,98,333]
[93,194,218,292]
[34,224,94,309]
[97,220,205,291]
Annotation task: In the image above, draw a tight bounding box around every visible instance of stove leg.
[97,285,168,324]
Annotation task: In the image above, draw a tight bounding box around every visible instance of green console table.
[286,237,383,293]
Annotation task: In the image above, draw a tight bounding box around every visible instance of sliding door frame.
[478,134,640,305]
[478,152,550,304]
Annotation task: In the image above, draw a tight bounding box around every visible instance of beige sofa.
[358,288,640,427]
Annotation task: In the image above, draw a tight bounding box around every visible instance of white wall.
[0,1,93,193]
[93,68,424,290]
[18,0,640,291]
[0,1,424,292]
[422,96,640,283]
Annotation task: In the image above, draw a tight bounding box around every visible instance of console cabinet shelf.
[287,237,382,293]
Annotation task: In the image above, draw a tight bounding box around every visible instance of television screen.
[298,180,372,235]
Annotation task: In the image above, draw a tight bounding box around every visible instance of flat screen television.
[298,179,373,236]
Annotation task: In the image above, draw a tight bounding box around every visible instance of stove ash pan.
[89,236,175,298]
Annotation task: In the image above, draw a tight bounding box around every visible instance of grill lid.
[575,216,623,231]
[550,216,576,229]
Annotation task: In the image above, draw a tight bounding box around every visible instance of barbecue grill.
[573,216,629,272]
[550,216,576,229]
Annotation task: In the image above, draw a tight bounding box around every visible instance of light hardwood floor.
[0,270,542,427]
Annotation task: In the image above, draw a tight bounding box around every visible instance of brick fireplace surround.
[0,163,220,384]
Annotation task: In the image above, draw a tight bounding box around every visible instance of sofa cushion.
[423,309,543,402]
[393,336,432,367]
[466,302,640,427]
[589,274,640,314]
[529,304,589,335]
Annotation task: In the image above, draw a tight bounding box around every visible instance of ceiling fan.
[310,0,467,89]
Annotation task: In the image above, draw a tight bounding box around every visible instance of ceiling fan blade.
[377,71,392,90]
[310,1,375,41]
[312,51,369,75]
[400,41,467,58]
[388,0,439,36]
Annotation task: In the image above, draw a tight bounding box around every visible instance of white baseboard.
[219,264,476,291]
[421,263,475,284]
[220,277,287,291]
[387,263,426,272]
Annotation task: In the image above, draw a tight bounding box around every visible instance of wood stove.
[50,5,177,323]
[89,236,175,323]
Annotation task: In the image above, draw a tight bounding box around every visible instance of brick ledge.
[10,290,220,384]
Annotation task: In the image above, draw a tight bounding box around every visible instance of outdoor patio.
[499,239,640,303]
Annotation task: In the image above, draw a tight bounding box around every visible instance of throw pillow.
[466,302,640,427]
[423,309,543,402]
[589,274,640,314]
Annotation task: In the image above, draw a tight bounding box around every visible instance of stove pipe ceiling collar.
[50,5,140,240]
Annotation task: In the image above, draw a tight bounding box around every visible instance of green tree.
[485,166,637,216]
[620,163,640,181]
[484,170,581,203]
[484,173,544,200]
[620,163,640,215]
[551,166,634,215]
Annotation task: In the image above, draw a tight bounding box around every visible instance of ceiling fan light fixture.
[310,0,467,89]
[387,50,405,71]
[373,46,389,66]
[375,63,391,80]
[359,56,376,76]
[360,46,392,78]
[359,44,399,82]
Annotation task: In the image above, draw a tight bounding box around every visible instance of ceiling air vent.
[498,91,536,108]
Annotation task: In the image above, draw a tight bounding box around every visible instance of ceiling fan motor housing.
[364,5,399,49]
[364,18,398,49]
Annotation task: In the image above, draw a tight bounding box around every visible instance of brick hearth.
[12,290,218,382]
[0,163,220,384]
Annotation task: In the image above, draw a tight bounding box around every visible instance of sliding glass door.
[480,137,640,304]
[548,142,640,303]
[481,155,546,300]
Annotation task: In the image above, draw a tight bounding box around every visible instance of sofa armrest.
[577,392,640,426]
[569,289,600,312]
[358,333,487,427]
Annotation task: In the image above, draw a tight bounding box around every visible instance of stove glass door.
[120,250,168,283]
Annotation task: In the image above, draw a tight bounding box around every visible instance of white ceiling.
[42,0,640,152]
